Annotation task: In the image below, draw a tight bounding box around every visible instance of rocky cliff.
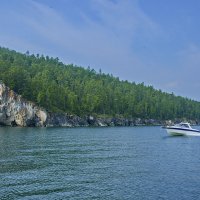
[0,82,47,127]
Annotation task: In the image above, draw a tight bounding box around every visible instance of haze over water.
[1,126,200,200]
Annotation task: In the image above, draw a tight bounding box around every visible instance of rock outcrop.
[0,82,47,127]
[46,113,89,127]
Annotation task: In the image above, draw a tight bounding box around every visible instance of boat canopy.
[179,122,191,129]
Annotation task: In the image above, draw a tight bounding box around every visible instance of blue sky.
[0,0,200,100]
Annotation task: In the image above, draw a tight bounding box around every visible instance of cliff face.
[0,83,47,127]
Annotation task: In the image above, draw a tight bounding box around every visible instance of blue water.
[1,126,200,200]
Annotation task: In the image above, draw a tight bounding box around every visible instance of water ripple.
[1,126,200,199]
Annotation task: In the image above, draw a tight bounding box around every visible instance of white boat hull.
[166,128,200,136]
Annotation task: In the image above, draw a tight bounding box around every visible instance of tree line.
[0,46,200,120]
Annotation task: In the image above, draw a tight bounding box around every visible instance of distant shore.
[0,82,199,128]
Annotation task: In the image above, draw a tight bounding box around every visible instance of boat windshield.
[180,123,191,128]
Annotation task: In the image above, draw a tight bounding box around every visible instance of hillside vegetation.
[0,47,200,120]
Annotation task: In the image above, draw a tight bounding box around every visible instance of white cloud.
[7,0,160,77]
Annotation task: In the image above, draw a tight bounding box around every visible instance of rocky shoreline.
[0,83,199,127]
[46,114,163,127]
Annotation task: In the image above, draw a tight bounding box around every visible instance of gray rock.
[0,83,47,127]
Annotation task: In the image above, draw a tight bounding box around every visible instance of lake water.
[1,126,200,200]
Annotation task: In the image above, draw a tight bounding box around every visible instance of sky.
[0,0,200,100]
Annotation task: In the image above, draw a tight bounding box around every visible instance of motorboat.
[164,122,200,136]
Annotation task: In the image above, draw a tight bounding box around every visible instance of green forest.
[0,47,200,120]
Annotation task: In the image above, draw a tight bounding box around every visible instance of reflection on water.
[1,126,200,200]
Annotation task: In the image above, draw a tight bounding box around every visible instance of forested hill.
[0,46,200,120]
